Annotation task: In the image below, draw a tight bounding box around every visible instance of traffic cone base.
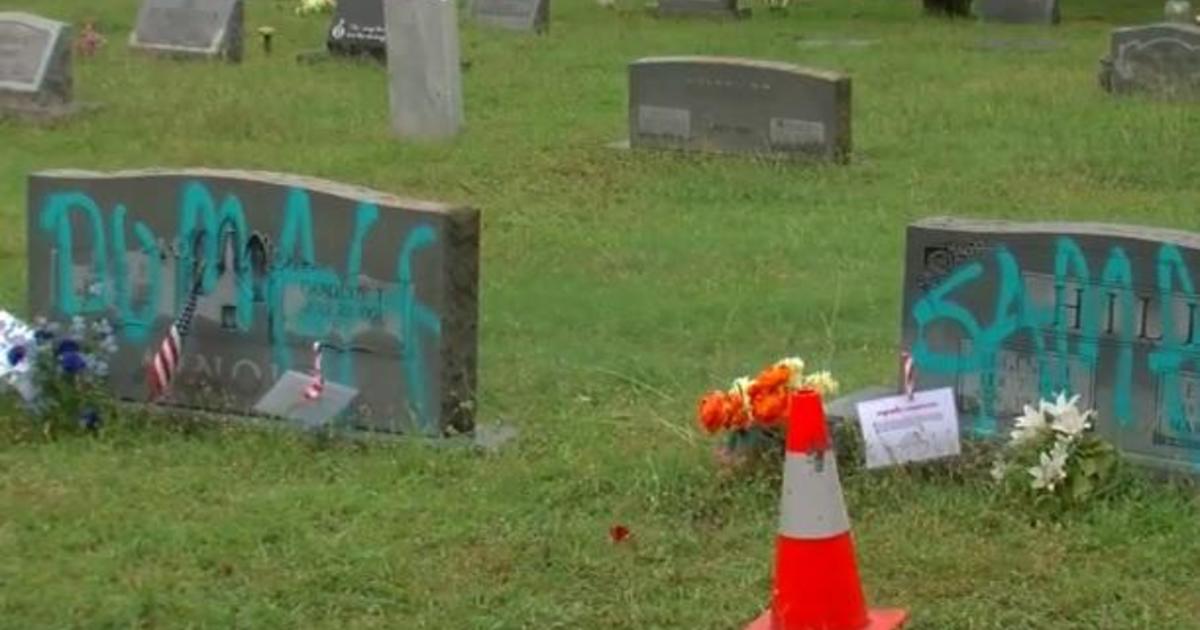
[745,607,908,630]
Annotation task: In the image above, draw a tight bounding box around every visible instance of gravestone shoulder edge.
[0,11,67,32]
[910,216,1200,249]
[29,169,472,216]
[630,55,849,82]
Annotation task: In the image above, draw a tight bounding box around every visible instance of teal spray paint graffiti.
[36,181,443,430]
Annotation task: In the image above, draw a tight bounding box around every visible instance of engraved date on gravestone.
[637,105,690,139]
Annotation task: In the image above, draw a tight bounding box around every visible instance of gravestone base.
[0,100,101,123]
[654,5,750,18]
[296,48,384,65]
[607,137,850,164]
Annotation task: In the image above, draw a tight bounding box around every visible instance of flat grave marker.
[1099,23,1200,98]
[130,0,243,62]
[975,0,1059,25]
[472,0,549,33]
[656,0,745,18]
[0,11,74,119]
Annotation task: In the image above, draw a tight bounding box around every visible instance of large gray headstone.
[471,0,549,33]
[1099,23,1200,98]
[0,12,71,117]
[327,0,386,60]
[628,56,851,162]
[130,0,243,62]
[900,217,1200,475]
[27,169,479,437]
[657,0,744,18]
[975,0,1059,24]
[383,0,464,139]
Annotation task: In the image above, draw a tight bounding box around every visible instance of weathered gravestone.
[657,0,745,18]
[1099,23,1200,98]
[383,0,463,139]
[900,217,1200,475]
[327,0,386,60]
[0,12,73,119]
[27,169,479,436]
[975,0,1059,24]
[471,0,549,33]
[130,0,243,62]
[627,57,851,162]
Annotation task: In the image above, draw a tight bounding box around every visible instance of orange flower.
[751,389,789,426]
[726,392,752,430]
[697,391,729,434]
[754,364,793,391]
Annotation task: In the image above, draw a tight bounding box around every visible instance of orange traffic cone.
[746,389,908,630]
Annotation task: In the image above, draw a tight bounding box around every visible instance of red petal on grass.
[609,524,631,543]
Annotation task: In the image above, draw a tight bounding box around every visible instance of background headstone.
[27,169,479,437]
[130,0,243,62]
[0,12,73,119]
[1099,23,1200,98]
[975,0,1059,24]
[471,0,549,33]
[627,56,851,162]
[327,0,386,60]
[383,0,464,139]
[657,0,744,18]
[900,216,1200,475]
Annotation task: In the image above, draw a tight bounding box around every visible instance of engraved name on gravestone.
[900,217,1200,475]
[384,0,463,139]
[28,169,479,436]
[1099,24,1200,98]
[657,0,743,18]
[628,57,851,161]
[130,0,243,62]
[0,12,72,116]
[471,0,549,33]
[327,0,386,60]
[975,0,1060,24]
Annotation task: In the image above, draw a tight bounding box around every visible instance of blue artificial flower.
[34,329,54,345]
[6,345,26,366]
[59,351,86,375]
[55,339,80,356]
[79,408,101,431]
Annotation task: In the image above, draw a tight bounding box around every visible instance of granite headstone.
[27,169,479,437]
[1099,23,1200,98]
[0,12,72,118]
[975,0,1059,24]
[327,0,386,60]
[900,217,1200,475]
[472,0,549,33]
[384,0,464,139]
[657,0,744,18]
[627,56,851,161]
[130,0,244,62]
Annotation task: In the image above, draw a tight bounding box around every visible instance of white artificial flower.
[100,337,119,355]
[1050,400,1093,439]
[1028,444,1069,492]
[990,459,1008,482]
[802,371,840,396]
[1009,403,1048,445]
[1043,392,1082,419]
[70,316,86,336]
[777,357,806,387]
[92,359,109,378]
[92,318,113,337]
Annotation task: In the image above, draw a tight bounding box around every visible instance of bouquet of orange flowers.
[697,357,838,435]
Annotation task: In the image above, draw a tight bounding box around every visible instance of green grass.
[3,0,1200,627]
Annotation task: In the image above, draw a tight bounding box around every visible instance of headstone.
[327,0,386,60]
[383,0,464,139]
[130,0,244,62]
[627,56,851,162]
[1099,23,1200,98]
[900,217,1200,475]
[657,0,745,18]
[27,169,479,437]
[0,12,73,118]
[471,0,549,33]
[975,0,1059,24]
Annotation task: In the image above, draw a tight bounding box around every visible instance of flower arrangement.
[296,0,336,16]
[696,357,838,461]
[990,392,1120,512]
[0,313,119,436]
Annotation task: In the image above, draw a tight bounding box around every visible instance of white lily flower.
[990,459,1008,482]
[1028,444,1069,492]
[1051,406,1092,438]
[802,371,839,396]
[1009,404,1048,445]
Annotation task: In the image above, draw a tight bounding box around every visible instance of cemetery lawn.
[4,0,1200,627]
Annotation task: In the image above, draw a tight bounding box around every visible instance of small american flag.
[303,342,324,401]
[147,277,203,401]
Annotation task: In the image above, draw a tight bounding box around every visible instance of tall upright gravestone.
[27,169,479,436]
[327,0,387,60]
[130,0,244,62]
[627,57,851,162]
[0,12,73,119]
[383,0,463,139]
[900,217,1200,475]
[1099,23,1200,98]
[471,0,549,33]
[975,0,1059,24]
